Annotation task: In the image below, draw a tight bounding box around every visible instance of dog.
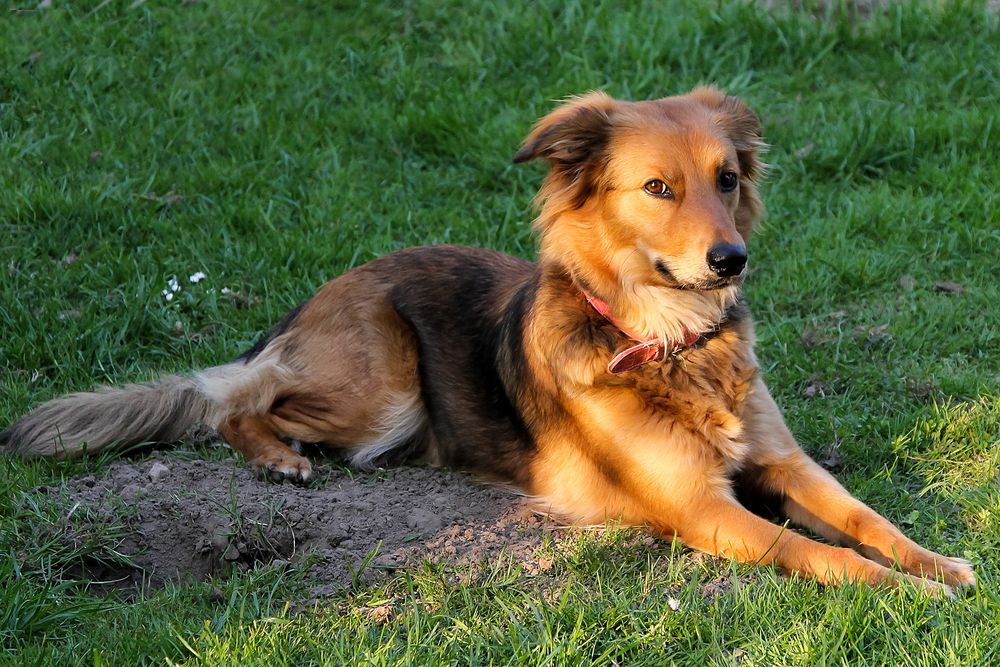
[2,87,976,596]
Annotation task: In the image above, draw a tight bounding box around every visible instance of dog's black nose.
[707,243,747,277]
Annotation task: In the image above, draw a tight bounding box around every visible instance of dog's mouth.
[654,260,741,291]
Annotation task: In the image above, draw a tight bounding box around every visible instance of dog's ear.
[513,92,615,168]
[514,92,616,209]
[690,87,765,183]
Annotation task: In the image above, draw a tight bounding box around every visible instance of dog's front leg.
[666,491,952,595]
[742,378,976,590]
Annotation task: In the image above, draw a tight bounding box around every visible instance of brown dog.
[2,88,976,595]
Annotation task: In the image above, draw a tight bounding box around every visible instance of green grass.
[1,0,998,664]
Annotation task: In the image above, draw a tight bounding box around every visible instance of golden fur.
[3,87,975,596]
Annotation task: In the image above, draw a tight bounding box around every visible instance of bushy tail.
[1,375,209,459]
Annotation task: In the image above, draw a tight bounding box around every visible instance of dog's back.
[1,245,539,482]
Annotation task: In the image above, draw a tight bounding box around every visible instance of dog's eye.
[718,171,739,192]
[643,179,674,199]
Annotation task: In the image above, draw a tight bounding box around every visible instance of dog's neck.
[544,254,739,346]
[603,279,740,344]
[537,219,741,345]
[580,288,706,373]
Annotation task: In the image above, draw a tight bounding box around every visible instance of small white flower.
[189,271,206,284]
[164,292,174,302]
[667,597,680,611]
[221,287,232,295]
[167,276,180,292]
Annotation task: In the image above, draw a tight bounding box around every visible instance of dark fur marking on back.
[237,301,306,362]
[382,247,537,482]
[494,272,538,437]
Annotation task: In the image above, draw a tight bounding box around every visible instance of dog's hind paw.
[253,453,313,486]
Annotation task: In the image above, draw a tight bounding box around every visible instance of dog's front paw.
[253,453,313,485]
[938,556,976,590]
[902,574,955,600]
[906,550,977,591]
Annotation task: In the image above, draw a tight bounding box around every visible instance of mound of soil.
[49,455,563,596]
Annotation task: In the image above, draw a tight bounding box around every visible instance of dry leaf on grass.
[801,327,831,350]
[856,323,891,346]
[802,378,826,399]
[933,281,964,295]
[22,50,43,68]
[360,602,394,623]
[818,438,843,471]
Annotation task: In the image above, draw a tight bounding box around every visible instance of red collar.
[582,290,702,374]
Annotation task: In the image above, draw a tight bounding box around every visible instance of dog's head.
[515,87,766,339]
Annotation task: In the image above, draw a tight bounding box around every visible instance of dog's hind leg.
[219,413,312,484]
[254,273,429,469]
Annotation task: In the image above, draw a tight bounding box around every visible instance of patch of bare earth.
[44,456,566,597]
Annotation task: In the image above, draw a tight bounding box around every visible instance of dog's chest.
[618,349,758,467]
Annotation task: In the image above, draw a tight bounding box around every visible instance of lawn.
[1,0,998,665]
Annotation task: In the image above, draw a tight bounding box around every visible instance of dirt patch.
[40,455,564,597]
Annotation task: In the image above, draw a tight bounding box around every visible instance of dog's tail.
[0,375,206,458]
[1,353,294,459]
